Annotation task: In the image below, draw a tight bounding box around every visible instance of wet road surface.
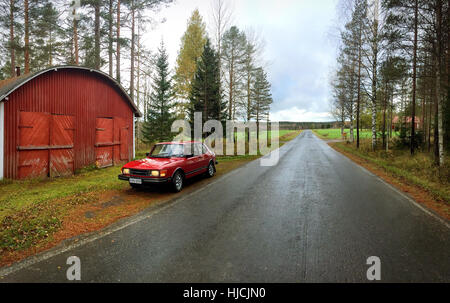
[1,130,449,282]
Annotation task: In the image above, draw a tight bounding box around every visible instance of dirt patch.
[329,143,450,222]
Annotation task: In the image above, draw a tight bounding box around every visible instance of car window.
[202,144,209,154]
[150,144,184,157]
[194,143,203,156]
[184,144,193,155]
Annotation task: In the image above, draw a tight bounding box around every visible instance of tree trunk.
[356,28,362,148]
[435,0,444,166]
[382,83,387,150]
[371,1,379,151]
[74,7,79,66]
[9,0,15,78]
[108,0,113,76]
[247,71,251,144]
[130,0,136,101]
[94,2,101,70]
[24,0,30,74]
[228,67,233,119]
[428,83,433,152]
[136,15,141,144]
[49,29,53,66]
[136,14,141,109]
[116,0,121,82]
[410,0,418,155]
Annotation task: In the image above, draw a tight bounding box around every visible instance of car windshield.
[149,144,184,158]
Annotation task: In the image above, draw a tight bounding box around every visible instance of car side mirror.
[146,153,150,157]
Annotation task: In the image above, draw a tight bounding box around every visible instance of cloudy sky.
[143,0,339,122]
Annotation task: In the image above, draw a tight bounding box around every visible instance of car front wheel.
[206,162,215,178]
[172,171,184,192]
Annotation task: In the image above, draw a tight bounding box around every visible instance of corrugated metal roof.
[0,65,142,117]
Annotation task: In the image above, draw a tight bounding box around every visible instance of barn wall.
[3,69,134,179]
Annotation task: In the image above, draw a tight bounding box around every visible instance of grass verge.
[313,128,400,140]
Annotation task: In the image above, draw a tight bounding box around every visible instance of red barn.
[0,66,141,180]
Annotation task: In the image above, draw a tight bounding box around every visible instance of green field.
[313,129,399,140]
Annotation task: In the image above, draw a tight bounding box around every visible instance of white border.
[0,102,4,180]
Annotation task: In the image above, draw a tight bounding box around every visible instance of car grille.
[129,169,149,176]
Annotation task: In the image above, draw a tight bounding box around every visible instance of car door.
[191,143,206,175]
[183,143,199,177]
[200,144,210,170]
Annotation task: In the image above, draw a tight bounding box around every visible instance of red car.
[118,141,217,192]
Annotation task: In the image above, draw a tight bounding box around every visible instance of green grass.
[0,166,126,221]
[313,129,400,140]
[232,130,299,140]
[0,165,129,252]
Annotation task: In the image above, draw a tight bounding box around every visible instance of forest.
[331,0,449,168]
[0,0,273,145]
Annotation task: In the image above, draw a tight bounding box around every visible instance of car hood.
[123,157,183,170]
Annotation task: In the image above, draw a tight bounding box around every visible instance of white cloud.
[270,107,332,122]
[142,0,338,122]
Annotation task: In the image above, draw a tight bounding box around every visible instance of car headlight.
[160,170,167,177]
[150,170,160,177]
[123,168,130,175]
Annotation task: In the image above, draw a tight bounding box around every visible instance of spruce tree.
[141,41,174,143]
[189,38,226,126]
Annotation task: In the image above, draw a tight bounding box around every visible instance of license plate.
[129,178,142,185]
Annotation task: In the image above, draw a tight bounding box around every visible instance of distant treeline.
[278,122,336,130]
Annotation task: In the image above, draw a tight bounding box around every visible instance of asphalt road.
[1,130,449,282]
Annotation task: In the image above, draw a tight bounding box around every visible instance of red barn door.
[120,126,129,161]
[18,112,75,179]
[95,118,114,168]
[18,112,50,178]
[50,115,75,177]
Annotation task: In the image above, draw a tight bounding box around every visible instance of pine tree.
[30,0,63,69]
[189,38,226,126]
[222,26,247,120]
[141,41,174,143]
[251,67,272,142]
